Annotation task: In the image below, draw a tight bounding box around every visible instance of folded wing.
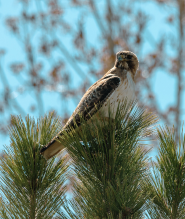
[40,75,120,159]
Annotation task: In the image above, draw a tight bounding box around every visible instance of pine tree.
[146,126,185,219]
[60,102,158,218]
[0,113,68,219]
[4,102,185,219]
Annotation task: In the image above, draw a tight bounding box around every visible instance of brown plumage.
[40,51,139,159]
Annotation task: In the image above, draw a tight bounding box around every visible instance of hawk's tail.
[40,137,65,160]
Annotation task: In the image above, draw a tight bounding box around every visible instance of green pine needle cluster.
[60,101,158,218]
[1,101,185,219]
[0,113,68,219]
[147,126,185,219]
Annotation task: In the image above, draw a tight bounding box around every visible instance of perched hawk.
[40,51,139,159]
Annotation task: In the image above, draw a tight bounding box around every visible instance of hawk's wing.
[40,74,120,159]
[64,75,120,129]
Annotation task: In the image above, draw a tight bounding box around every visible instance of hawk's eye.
[127,55,132,59]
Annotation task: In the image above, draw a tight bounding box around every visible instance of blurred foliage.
[0,0,184,139]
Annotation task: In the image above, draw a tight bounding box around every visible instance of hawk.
[40,51,139,159]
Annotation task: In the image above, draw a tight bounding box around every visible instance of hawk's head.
[115,51,139,76]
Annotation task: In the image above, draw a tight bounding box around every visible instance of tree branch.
[176,0,184,141]
[0,61,26,116]
[57,38,94,82]
[89,0,107,35]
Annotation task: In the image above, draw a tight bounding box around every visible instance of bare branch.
[176,0,184,140]
[89,0,107,34]
[0,61,26,116]
[57,38,94,82]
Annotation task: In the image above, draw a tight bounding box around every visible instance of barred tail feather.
[40,139,65,160]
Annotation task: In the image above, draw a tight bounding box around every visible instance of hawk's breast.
[100,71,135,118]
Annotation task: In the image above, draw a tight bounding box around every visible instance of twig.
[107,0,115,58]
[89,0,107,35]
[0,61,26,116]
[57,39,93,82]
[176,0,184,141]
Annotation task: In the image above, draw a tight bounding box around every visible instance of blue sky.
[0,0,185,154]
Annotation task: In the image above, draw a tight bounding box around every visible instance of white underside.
[100,72,135,118]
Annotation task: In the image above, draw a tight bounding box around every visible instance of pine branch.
[0,112,68,218]
[147,125,185,219]
[60,100,158,218]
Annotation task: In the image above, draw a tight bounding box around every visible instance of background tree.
[0,0,184,148]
